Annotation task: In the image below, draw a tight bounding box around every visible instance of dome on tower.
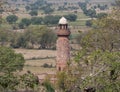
[59,17,68,24]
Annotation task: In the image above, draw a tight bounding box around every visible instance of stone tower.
[56,17,71,71]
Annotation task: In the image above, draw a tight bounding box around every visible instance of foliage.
[86,20,92,27]
[98,4,108,10]
[56,72,67,91]
[29,10,38,16]
[74,50,120,92]
[42,63,53,68]
[20,71,39,91]
[43,77,55,92]
[31,17,43,25]
[64,14,77,22]
[6,15,18,24]
[56,69,81,92]
[25,6,30,11]
[0,47,40,91]
[0,26,12,46]
[0,46,25,73]
[81,17,120,51]
[56,1,120,92]
[10,32,27,48]
[18,22,24,29]
[10,25,56,49]
[96,13,108,19]
[43,15,61,25]
[0,46,24,91]
[0,73,19,91]
[40,30,57,49]
[72,2,120,91]
[20,18,31,28]
[41,6,54,14]
[78,2,97,18]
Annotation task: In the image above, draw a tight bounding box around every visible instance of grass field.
[15,49,56,74]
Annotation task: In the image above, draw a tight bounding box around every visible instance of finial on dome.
[59,17,68,24]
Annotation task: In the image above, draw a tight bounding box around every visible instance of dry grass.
[14,49,56,59]
[25,59,56,67]
[14,49,56,74]
[23,66,56,74]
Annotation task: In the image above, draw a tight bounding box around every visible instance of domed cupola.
[57,17,70,36]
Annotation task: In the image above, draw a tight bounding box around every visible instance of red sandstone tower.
[56,17,71,71]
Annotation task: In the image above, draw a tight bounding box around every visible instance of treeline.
[6,14,77,29]
[25,0,54,14]
[78,2,108,18]
[0,25,57,49]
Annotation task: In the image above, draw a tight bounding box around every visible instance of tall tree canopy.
[0,46,25,73]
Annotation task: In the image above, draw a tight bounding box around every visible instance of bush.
[31,17,43,25]
[6,15,18,24]
[42,63,53,68]
[86,20,92,27]
[29,10,38,16]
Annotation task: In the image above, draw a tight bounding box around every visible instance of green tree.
[86,20,92,27]
[43,15,61,25]
[0,26,12,46]
[20,71,39,91]
[97,13,108,19]
[40,30,57,49]
[0,46,25,91]
[43,76,55,92]
[29,10,38,16]
[0,73,19,91]
[6,15,18,24]
[25,6,30,11]
[41,6,54,14]
[64,14,77,22]
[0,47,25,73]
[10,32,27,48]
[20,18,31,28]
[0,47,40,91]
[31,17,43,25]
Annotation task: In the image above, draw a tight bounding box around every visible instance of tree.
[86,20,92,27]
[20,71,39,91]
[40,30,57,49]
[43,15,61,25]
[0,46,25,91]
[43,76,55,92]
[73,49,120,92]
[0,47,25,73]
[86,9,96,18]
[18,22,24,29]
[41,6,54,14]
[31,17,43,25]
[97,13,108,19]
[20,18,31,27]
[0,47,40,91]
[25,6,30,11]
[0,26,12,46]
[29,10,38,16]
[0,73,19,91]
[10,32,27,48]
[6,15,18,24]
[64,14,77,22]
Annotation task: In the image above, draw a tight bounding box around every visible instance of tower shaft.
[56,17,71,71]
[56,37,70,71]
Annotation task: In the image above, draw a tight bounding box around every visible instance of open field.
[14,49,56,74]
[14,49,56,60]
